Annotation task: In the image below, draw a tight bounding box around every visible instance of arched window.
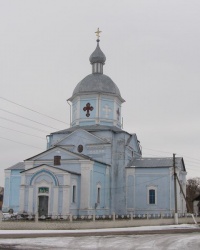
[72,185,76,203]
[97,187,101,204]
[149,189,155,204]
[96,183,101,205]
[147,186,157,205]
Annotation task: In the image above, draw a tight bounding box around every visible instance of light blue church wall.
[91,163,110,215]
[87,147,111,166]
[70,175,81,215]
[132,168,172,214]
[92,130,112,142]
[2,177,10,210]
[127,175,134,208]
[6,170,21,212]
[79,121,95,126]
[72,99,78,123]
[111,133,127,214]
[61,163,81,174]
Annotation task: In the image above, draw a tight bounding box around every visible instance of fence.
[0,212,199,230]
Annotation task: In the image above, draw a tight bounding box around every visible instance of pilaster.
[62,186,70,215]
[19,185,25,212]
[28,187,34,213]
[80,161,93,210]
[53,187,59,215]
[62,174,70,214]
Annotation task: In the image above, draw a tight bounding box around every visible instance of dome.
[68,74,125,102]
[89,42,106,64]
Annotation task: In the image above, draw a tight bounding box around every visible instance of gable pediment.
[21,164,79,186]
[25,146,88,161]
[55,129,109,147]
[21,164,69,175]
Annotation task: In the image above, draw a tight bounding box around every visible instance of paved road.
[0,233,200,250]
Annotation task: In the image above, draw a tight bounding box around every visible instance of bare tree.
[186,178,200,212]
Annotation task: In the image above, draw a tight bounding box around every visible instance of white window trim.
[147,185,157,205]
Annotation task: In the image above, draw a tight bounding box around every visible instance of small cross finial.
[95,28,102,40]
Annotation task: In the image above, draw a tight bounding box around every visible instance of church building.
[3,31,187,217]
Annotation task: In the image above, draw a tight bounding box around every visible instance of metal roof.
[68,73,124,102]
[24,146,110,167]
[127,157,185,171]
[6,162,25,170]
[50,124,124,135]
[20,164,81,175]
[89,42,106,64]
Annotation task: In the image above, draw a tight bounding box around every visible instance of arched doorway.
[38,186,49,217]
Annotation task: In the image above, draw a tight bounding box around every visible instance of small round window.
[77,145,83,153]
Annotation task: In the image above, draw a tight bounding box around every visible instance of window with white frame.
[147,186,157,205]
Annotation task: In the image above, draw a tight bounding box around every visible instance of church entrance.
[38,196,48,217]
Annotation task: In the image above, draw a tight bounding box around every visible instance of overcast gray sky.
[0,0,200,187]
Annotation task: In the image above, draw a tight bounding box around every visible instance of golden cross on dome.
[95,28,102,39]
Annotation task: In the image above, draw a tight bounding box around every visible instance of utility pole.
[173,153,178,224]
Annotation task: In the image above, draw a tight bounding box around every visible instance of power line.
[52,133,200,168]
[0,98,198,173]
[0,125,45,140]
[0,108,61,130]
[0,136,43,150]
[143,147,172,155]
[0,96,68,125]
[1,96,199,164]
[0,116,50,133]
[177,154,200,163]
[143,147,200,164]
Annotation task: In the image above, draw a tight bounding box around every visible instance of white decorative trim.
[102,105,112,118]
